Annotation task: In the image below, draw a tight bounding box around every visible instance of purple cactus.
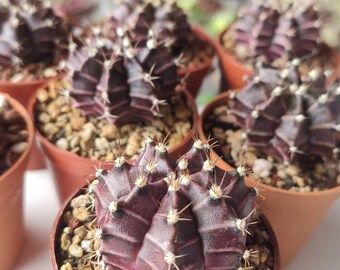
[64,29,179,126]
[0,0,69,69]
[230,60,340,165]
[110,0,196,57]
[87,137,257,269]
[232,0,321,62]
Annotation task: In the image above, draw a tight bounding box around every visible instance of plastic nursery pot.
[0,93,34,270]
[198,92,340,267]
[0,75,62,170]
[216,28,340,92]
[178,26,216,98]
[32,88,198,203]
[49,184,280,270]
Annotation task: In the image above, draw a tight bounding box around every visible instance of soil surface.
[0,96,28,176]
[34,80,194,161]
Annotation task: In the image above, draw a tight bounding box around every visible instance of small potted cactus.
[0,0,69,105]
[33,29,198,202]
[50,137,280,269]
[198,60,340,266]
[0,93,34,270]
[108,0,216,97]
[0,0,70,169]
[216,0,340,90]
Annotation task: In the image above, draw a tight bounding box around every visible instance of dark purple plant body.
[0,0,68,69]
[89,137,257,269]
[230,61,340,165]
[66,28,179,126]
[109,0,196,57]
[232,0,321,62]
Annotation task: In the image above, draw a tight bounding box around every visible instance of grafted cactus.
[0,0,68,69]
[231,0,321,62]
[86,137,257,269]
[64,29,179,126]
[230,60,340,165]
[110,0,196,56]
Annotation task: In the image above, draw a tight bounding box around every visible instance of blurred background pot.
[0,77,59,170]
[0,93,34,270]
[178,26,216,98]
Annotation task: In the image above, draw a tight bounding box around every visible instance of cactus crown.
[232,0,321,62]
[85,137,257,269]
[0,0,68,70]
[110,0,195,57]
[64,27,180,126]
[230,60,340,165]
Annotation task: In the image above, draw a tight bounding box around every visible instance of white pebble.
[10,142,27,154]
[56,138,68,150]
[43,67,57,78]
[10,73,24,83]
[252,159,273,178]
[81,239,93,253]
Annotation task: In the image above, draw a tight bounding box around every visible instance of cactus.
[79,137,258,269]
[64,28,179,126]
[230,60,340,166]
[110,0,196,57]
[0,0,69,70]
[230,0,321,62]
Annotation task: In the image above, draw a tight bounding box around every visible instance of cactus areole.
[230,0,321,62]
[230,61,340,166]
[64,138,258,269]
[0,0,68,69]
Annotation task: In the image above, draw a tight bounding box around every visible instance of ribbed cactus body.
[66,30,179,125]
[232,0,321,62]
[90,139,257,269]
[110,0,196,56]
[231,62,340,165]
[0,0,67,69]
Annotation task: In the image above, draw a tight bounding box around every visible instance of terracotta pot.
[0,93,34,270]
[198,92,340,267]
[32,88,198,203]
[178,26,216,98]
[50,184,280,270]
[0,77,59,170]
[216,28,340,91]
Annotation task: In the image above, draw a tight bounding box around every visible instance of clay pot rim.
[0,93,34,182]
[49,182,280,270]
[30,81,198,164]
[216,27,340,85]
[178,25,216,76]
[198,91,340,198]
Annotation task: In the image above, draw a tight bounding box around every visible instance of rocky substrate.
[55,189,275,270]
[34,80,193,161]
[0,61,61,83]
[205,105,340,192]
[0,96,28,176]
